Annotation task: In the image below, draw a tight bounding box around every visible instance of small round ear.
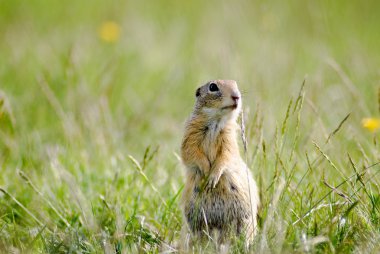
[195,88,201,97]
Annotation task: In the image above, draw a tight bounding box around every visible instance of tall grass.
[0,0,379,253]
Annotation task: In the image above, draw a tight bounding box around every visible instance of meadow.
[0,1,379,253]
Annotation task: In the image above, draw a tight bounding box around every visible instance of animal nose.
[231,95,240,102]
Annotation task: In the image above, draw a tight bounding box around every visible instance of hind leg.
[236,217,256,250]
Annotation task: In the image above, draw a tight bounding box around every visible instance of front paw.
[207,171,223,189]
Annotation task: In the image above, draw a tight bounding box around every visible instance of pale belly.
[184,172,254,234]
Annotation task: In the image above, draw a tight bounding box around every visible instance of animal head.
[194,80,242,121]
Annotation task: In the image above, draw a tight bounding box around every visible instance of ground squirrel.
[181,80,260,248]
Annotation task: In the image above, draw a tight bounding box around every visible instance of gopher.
[181,80,259,249]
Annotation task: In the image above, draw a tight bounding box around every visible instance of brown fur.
[181,80,259,249]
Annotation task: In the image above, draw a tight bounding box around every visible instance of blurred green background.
[1,0,379,155]
[0,0,379,252]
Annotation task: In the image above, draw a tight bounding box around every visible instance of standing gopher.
[181,80,259,249]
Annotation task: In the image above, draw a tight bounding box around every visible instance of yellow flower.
[362,118,380,132]
[98,21,120,43]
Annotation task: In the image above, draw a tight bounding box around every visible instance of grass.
[0,0,380,253]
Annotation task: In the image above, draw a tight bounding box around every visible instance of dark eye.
[209,83,219,92]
